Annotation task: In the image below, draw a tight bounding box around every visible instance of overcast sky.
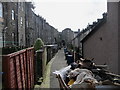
[33,0,107,32]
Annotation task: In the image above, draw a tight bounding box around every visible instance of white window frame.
[12,9,15,20]
[20,17,23,25]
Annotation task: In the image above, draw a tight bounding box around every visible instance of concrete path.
[50,49,67,88]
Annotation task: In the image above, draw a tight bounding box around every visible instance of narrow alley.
[1,1,120,89]
[50,49,67,88]
[37,48,67,88]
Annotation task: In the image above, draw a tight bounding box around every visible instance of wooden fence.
[2,47,35,89]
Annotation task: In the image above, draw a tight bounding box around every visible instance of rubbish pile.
[53,48,120,89]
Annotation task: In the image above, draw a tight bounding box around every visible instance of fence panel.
[15,55,22,88]
[2,47,35,89]
[23,52,27,88]
[9,58,17,88]
[20,53,26,88]
[26,48,35,89]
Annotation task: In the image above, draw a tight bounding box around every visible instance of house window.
[19,3,24,11]
[21,3,24,11]
[20,17,23,25]
[12,10,15,20]
[11,32,15,44]
[0,3,3,18]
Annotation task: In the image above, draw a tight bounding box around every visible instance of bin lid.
[67,55,73,57]
[36,49,44,53]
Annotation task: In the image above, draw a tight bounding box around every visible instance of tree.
[34,38,44,51]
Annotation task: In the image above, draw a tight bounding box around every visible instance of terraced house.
[1,1,59,48]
